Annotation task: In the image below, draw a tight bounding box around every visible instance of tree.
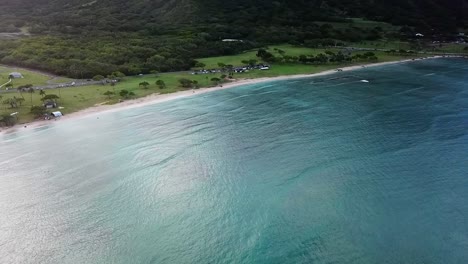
[257,49,268,58]
[2,99,10,108]
[156,80,166,89]
[103,90,115,99]
[41,94,60,101]
[112,71,126,79]
[315,53,328,64]
[119,90,135,99]
[139,81,150,89]
[210,77,221,85]
[178,78,193,88]
[16,97,25,106]
[256,49,276,62]
[217,62,226,68]
[192,80,199,89]
[147,55,165,71]
[28,87,35,105]
[3,97,18,108]
[106,71,125,81]
[0,114,16,127]
[30,106,46,118]
[5,83,13,90]
[17,87,25,100]
[194,61,206,68]
[39,89,46,98]
[248,59,258,66]
[93,75,105,81]
[298,55,308,63]
[119,89,129,98]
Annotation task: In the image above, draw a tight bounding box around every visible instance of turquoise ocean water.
[1,58,468,263]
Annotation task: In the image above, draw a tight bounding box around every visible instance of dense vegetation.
[0,0,466,78]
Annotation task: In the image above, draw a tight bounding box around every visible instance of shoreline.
[0,56,455,134]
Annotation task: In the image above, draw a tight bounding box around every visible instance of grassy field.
[197,45,329,68]
[1,46,423,125]
[1,83,152,123]
[433,43,468,53]
[196,45,417,69]
[351,40,412,50]
[0,65,72,88]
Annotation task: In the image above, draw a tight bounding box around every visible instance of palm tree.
[28,87,35,105]
[4,97,18,108]
[16,97,25,106]
[18,87,25,100]
[58,86,62,102]
[39,89,46,98]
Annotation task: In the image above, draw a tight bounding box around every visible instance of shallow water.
[1,58,468,264]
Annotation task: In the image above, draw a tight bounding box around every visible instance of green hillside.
[0,0,466,78]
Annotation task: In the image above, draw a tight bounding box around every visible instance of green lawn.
[196,45,329,68]
[433,43,468,53]
[196,44,420,70]
[0,65,72,87]
[350,40,412,50]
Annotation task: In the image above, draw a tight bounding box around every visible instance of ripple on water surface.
[1,58,468,264]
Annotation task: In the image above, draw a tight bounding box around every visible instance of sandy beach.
[0,56,455,134]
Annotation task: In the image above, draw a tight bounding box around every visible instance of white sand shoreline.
[0,56,458,134]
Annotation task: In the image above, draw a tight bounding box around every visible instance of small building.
[51,111,63,118]
[222,39,243,42]
[9,72,23,79]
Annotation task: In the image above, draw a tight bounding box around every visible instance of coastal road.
[0,79,12,89]
[0,80,104,94]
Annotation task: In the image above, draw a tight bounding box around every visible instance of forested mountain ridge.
[0,0,467,78]
[0,0,196,33]
[2,0,466,33]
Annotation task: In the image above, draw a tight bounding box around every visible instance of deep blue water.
[1,58,468,264]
